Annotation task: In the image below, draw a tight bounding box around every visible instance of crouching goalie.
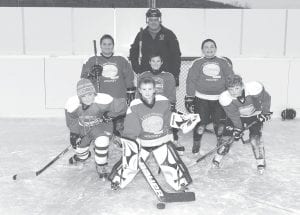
[108,77,194,191]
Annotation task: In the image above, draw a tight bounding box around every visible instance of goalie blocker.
[108,137,193,193]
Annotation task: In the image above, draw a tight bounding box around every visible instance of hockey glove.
[184,96,195,113]
[102,112,114,123]
[70,132,82,149]
[257,112,273,122]
[170,103,176,112]
[88,64,103,79]
[233,127,243,141]
[126,87,136,105]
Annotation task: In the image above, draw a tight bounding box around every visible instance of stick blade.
[12,171,37,180]
[163,191,196,203]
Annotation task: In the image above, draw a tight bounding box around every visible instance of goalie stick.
[12,145,72,180]
[188,120,258,168]
[139,157,195,203]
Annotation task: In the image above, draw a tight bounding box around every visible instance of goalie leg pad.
[153,142,192,191]
[109,138,150,189]
[94,136,110,165]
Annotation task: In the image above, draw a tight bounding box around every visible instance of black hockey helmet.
[281,108,296,120]
[146,8,162,18]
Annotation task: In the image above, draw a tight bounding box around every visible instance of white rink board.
[204,9,242,56]
[73,8,115,55]
[285,10,300,57]
[287,60,300,108]
[23,7,72,55]
[241,9,286,57]
[233,58,290,115]
[162,9,205,57]
[0,8,23,55]
[44,56,86,109]
[0,57,45,117]
[115,8,146,57]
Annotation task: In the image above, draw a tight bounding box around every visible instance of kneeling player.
[214,74,272,174]
[109,77,192,191]
[65,79,127,178]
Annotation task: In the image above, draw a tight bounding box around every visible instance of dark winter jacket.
[129,25,181,86]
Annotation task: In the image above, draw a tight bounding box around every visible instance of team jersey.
[81,55,134,98]
[138,71,176,103]
[123,95,173,147]
[186,56,233,100]
[65,93,127,135]
[219,81,271,129]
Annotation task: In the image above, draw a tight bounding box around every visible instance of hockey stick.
[93,40,100,92]
[138,27,143,66]
[12,145,72,180]
[139,157,195,203]
[188,120,258,168]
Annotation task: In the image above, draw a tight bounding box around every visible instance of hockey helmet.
[281,108,296,120]
[146,8,162,18]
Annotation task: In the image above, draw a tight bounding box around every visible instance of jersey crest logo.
[102,63,119,80]
[202,62,221,79]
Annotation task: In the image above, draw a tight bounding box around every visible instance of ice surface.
[0,118,299,215]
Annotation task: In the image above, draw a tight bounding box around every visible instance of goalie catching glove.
[88,64,103,79]
[184,96,195,113]
[170,112,200,134]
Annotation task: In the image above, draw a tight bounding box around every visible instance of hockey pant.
[109,140,192,191]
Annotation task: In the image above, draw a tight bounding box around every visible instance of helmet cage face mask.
[146,8,162,23]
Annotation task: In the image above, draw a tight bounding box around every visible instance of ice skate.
[68,151,91,165]
[192,140,201,154]
[96,164,109,181]
[257,165,265,175]
[212,158,220,168]
[111,181,120,190]
[174,140,185,155]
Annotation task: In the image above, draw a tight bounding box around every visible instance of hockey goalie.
[108,77,195,192]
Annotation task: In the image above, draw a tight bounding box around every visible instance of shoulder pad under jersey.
[156,94,168,101]
[219,91,233,106]
[65,96,80,113]
[94,93,113,105]
[245,81,263,96]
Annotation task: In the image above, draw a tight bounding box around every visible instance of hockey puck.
[156,202,165,209]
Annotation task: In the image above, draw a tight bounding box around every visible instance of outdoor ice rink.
[0,118,299,215]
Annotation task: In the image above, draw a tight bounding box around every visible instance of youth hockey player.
[214,74,272,174]
[138,54,184,154]
[65,78,127,179]
[81,34,135,137]
[109,77,192,191]
[129,8,181,86]
[185,39,234,154]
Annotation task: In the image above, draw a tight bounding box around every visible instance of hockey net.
[176,57,199,114]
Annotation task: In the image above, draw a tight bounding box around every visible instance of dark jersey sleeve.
[129,32,141,74]
[167,30,181,81]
